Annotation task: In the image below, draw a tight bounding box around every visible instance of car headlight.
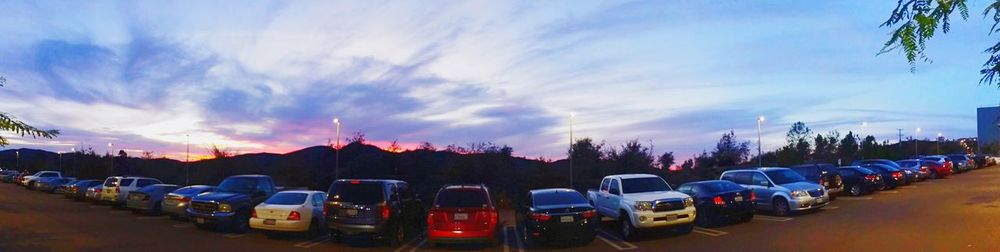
[683,197,694,207]
[219,203,233,213]
[791,190,809,198]
[634,201,653,211]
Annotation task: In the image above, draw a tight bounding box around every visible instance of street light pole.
[569,112,575,189]
[186,134,190,185]
[15,150,19,171]
[860,122,868,158]
[333,118,341,180]
[937,132,943,154]
[757,116,765,167]
[108,142,114,176]
[58,152,63,174]
[915,128,921,156]
[70,147,75,177]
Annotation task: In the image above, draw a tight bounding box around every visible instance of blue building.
[978,106,1000,153]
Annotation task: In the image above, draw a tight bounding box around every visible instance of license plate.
[454,213,469,220]
[560,216,574,223]
[734,196,743,202]
[345,209,358,216]
[264,219,276,225]
[196,218,205,224]
[664,214,677,221]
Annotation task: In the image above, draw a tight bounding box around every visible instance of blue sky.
[1,1,998,160]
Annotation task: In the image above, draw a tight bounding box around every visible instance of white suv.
[23,171,62,190]
[101,176,162,207]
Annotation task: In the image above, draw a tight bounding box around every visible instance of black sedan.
[64,180,103,200]
[836,167,883,196]
[516,188,597,247]
[860,164,904,190]
[676,180,755,227]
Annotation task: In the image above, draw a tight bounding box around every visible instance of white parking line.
[692,227,727,236]
[89,205,104,209]
[511,227,526,252]
[294,234,330,248]
[407,238,426,252]
[753,216,793,222]
[825,206,840,210]
[595,230,638,250]
[171,223,192,228]
[503,226,510,252]
[223,233,249,238]
[882,190,900,194]
[108,211,126,214]
[838,197,873,201]
[392,232,426,252]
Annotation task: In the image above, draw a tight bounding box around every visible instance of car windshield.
[764,170,807,184]
[700,181,745,193]
[327,182,384,205]
[434,189,489,208]
[174,186,210,195]
[264,192,308,205]
[216,177,258,194]
[532,191,587,206]
[621,177,672,194]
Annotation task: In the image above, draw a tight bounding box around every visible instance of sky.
[1,1,999,161]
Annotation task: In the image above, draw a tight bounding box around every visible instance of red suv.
[427,185,499,247]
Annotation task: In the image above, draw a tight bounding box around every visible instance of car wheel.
[232,210,251,233]
[849,185,862,196]
[739,213,754,223]
[694,210,711,227]
[675,223,694,235]
[929,171,939,179]
[772,198,790,217]
[619,214,636,241]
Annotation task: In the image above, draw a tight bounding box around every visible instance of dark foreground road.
[2,166,1000,252]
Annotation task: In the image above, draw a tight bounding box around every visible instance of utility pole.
[897,128,903,157]
[569,112,575,190]
[186,134,190,186]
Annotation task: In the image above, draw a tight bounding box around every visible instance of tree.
[783,122,813,164]
[348,131,366,144]
[0,75,60,146]
[712,131,751,167]
[812,131,840,163]
[387,139,403,153]
[570,138,606,191]
[417,142,436,151]
[658,151,675,169]
[606,139,655,174]
[838,131,861,162]
[879,0,1000,85]
[209,145,233,159]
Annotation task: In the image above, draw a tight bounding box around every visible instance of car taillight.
[819,177,826,185]
[116,187,120,193]
[252,209,257,218]
[865,174,878,182]
[288,211,301,221]
[323,204,328,217]
[178,197,190,202]
[489,209,499,226]
[531,213,552,222]
[381,205,390,220]
[581,210,596,219]
[892,172,902,180]
[427,211,435,227]
[750,191,756,201]
[713,196,725,206]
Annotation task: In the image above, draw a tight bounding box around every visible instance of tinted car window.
[104,178,119,187]
[328,183,385,205]
[265,192,308,205]
[839,169,857,176]
[532,191,587,206]
[621,177,671,193]
[41,172,58,177]
[898,161,918,167]
[764,170,807,184]
[119,179,135,187]
[751,173,769,186]
[136,179,157,187]
[609,179,621,194]
[435,189,489,208]
[600,179,610,191]
[216,177,258,194]
[700,181,745,193]
[948,155,968,160]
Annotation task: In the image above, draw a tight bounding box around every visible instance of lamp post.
[186,134,190,185]
[107,142,114,176]
[915,128,921,156]
[860,122,869,158]
[757,116,765,167]
[569,112,575,189]
[58,152,63,173]
[333,118,341,180]
[937,132,943,154]
[70,147,76,177]
[15,150,19,171]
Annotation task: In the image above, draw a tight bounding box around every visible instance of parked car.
[188,175,279,232]
[516,188,597,247]
[859,164,904,190]
[101,176,162,208]
[720,168,829,216]
[64,180,103,201]
[162,185,215,220]
[947,154,975,171]
[326,179,424,246]
[22,170,62,190]
[586,174,695,240]
[789,163,844,199]
[0,171,19,183]
[251,190,328,238]
[920,156,955,177]
[15,171,32,186]
[836,167,883,196]
[127,184,181,215]
[896,159,930,181]
[427,184,500,247]
[86,185,104,202]
[676,180,755,227]
[972,154,988,168]
[36,177,75,193]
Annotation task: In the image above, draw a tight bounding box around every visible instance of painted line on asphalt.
[89,205,105,209]
[838,197,872,201]
[595,230,638,250]
[392,231,426,252]
[692,227,727,236]
[108,210,126,214]
[136,216,169,220]
[511,227,526,252]
[502,226,510,252]
[223,233,249,238]
[171,223,192,228]
[293,234,330,248]
[406,238,426,252]
[753,216,793,222]
[882,190,900,194]
[825,206,840,210]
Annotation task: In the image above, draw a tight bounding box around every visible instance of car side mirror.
[609,188,620,195]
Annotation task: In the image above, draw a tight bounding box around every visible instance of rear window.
[327,182,384,205]
[119,179,135,187]
[103,178,119,187]
[699,181,745,193]
[265,192,308,205]
[532,191,587,206]
[435,189,489,208]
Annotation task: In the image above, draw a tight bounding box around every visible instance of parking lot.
[3,165,1000,252]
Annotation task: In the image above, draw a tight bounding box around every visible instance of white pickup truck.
[22,170,63,190]
[586,174,695,240]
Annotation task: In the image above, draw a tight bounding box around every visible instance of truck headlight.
[791,190,809,198]
[219,203,233,213]
[683,197,694,207]
[634,201,653,211]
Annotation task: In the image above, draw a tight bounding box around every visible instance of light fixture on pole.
[757,116,765,167]
[108,142,114,176]
[333,118,341,180]
[915,128,921,156]
[71,147,76,176]
[937,132,943,154]
[569,112,575,189]
[15,150,19,171]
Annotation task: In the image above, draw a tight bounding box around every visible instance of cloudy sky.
[1,1,998,160]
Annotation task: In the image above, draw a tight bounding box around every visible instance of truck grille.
[808,189,823,197]
[190,201,218,213]
[653,200,685,212]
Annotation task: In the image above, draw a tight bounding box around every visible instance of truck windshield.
[327,183,384,205]
[216,177,258,194]
[621,177,671,194]
[764,170,807,184]
[265,192,308,205]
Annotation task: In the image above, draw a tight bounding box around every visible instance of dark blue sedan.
[516,188,597,247]
[676,180,755,227]
[836,167,883,196]
[859,164,904,190]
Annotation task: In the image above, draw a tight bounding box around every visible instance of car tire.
[739,213,754,223]
[772,198,790,217]
[849,185,862,196]
[675,223,694,235]
[929,171,939,179]
[232,210,251,233]
[619,214,636,241]
[694,210,712,227]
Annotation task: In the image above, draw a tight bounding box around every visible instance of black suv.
[325,179,424,246]
[790,163,843,199]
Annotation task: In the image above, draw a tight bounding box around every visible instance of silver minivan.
[720,168,829,216]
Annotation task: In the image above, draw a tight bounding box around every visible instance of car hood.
[193,192,247,202]
[623,191,690,201]
[779,182,823,192]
